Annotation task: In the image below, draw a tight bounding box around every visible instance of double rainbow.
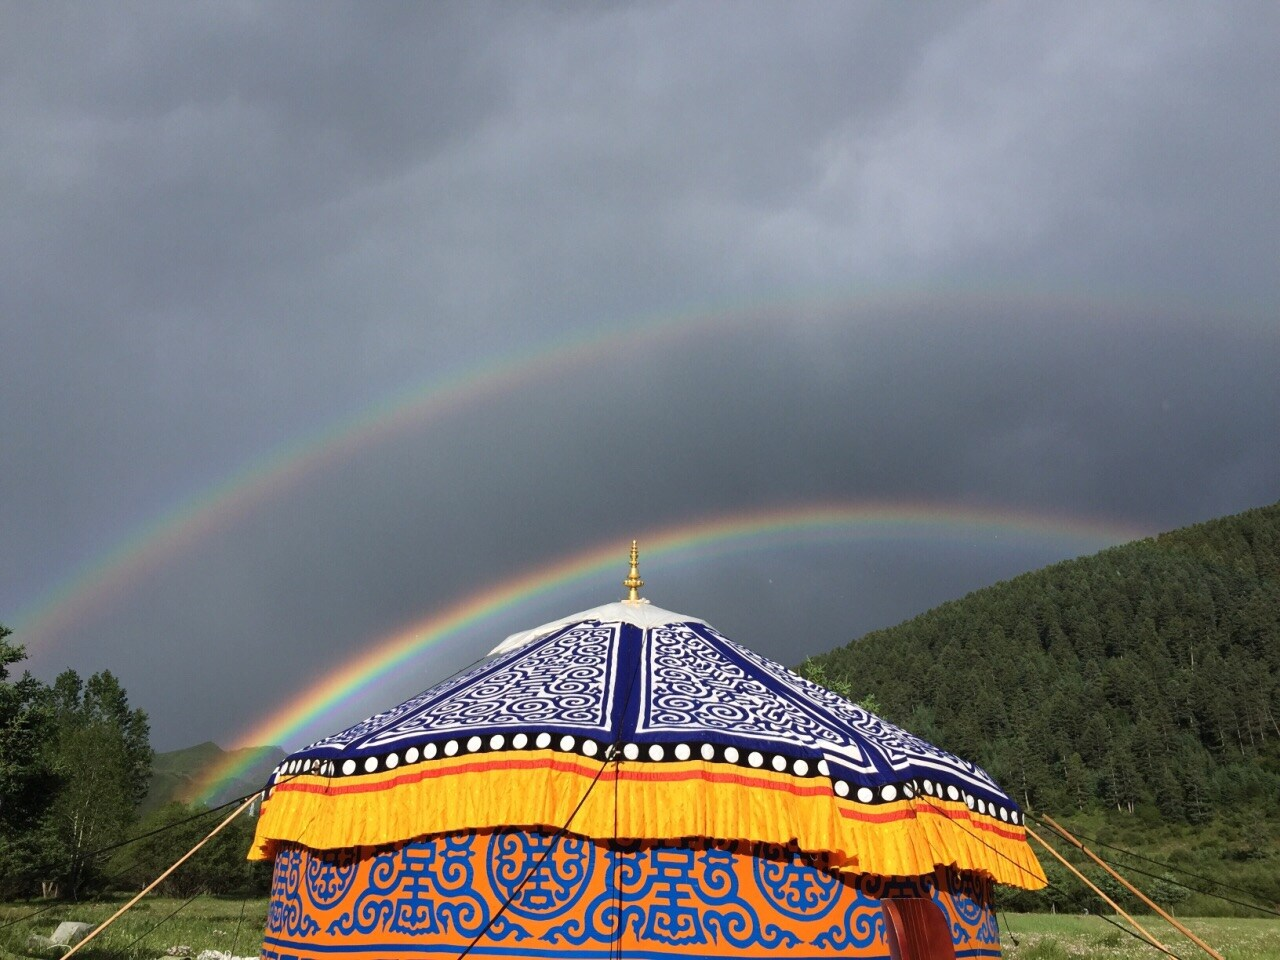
[12,287,1188,651]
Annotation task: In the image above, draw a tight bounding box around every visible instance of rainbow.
[192,500,1150,803]
[10,308,722,648]
[9,287,1202,652]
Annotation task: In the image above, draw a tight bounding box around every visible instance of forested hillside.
[804,502,1280,824]
[144,740,286,815]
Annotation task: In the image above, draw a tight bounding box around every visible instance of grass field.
[0,898,266,960]
[1000,913,1280,959]
[1,900,1276,960]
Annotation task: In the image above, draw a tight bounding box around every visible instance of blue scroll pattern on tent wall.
[261,829,1002,960]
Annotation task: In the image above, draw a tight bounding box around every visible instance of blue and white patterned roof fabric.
[284,605,1018,818]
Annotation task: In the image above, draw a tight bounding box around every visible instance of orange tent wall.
[261,829,1002,960]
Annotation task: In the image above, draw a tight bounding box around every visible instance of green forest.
[800,500,1280,912]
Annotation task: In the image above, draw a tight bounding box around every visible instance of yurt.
[251,547,1046,960]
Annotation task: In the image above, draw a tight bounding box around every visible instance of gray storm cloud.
[2,2,1276,749]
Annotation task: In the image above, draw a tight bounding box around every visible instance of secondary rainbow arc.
[12,286,1206,652]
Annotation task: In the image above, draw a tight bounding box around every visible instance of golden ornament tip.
[623,539,644,602]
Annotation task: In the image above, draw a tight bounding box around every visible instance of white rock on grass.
[50,923,94,947]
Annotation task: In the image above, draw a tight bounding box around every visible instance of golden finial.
[623,539,644,602]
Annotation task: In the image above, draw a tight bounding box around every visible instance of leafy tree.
[795,658,884,716]
[110,802,270,897]
[0,624,62,898]
[46,669,153,896]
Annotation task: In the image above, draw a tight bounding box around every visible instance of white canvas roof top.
[488,600,708,656]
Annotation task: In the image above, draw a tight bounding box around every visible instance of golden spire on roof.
[623,539,644,602]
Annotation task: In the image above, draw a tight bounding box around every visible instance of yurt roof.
[249,550,1046,889]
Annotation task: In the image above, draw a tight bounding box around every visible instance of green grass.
[2,900,1276,959]
[0,898,267,960]
[1001,913,1280,960]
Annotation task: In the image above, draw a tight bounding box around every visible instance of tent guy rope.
[1040,814,1226,960]
[1026,825,1181,959]
[60,794,259,960]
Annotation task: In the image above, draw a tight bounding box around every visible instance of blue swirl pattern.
[486,828,595,920]
[266,847,318,938]
[274,612,1020,831]
[264,831,1000,958]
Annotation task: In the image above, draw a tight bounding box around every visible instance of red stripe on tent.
[273,757,834,799]
[270,761,1025,842]
[834,801,1025,841]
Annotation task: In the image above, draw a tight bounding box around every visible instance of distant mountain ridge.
[144,740,286,813]
[806,501,1280,823]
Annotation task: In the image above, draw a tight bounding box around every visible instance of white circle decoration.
[701,744,715,761]
[793,759,809,776]
[405,747,420,764]
[648,744,664,761]
[675,744,691,761]
[835,780,851,798]
[582,740,598,757]
[536,733,552,749]
[623,743,640,760]
[561,735,576,752]
[881,784,897,802]
[364,756,378,774]
[342,759,356,776]
[467,736,482,753]
[748,751,764,768]
[771,755,787,772]
[385,753,399,770]
[857,786,874,803]
[490,735,504,751]
[425,743,438,760]
[818,760,830,776]
[513,733,528,749]
[444,740,459,757]
[724,747,740,764]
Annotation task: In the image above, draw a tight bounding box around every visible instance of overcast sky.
[3,2,1278,752]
